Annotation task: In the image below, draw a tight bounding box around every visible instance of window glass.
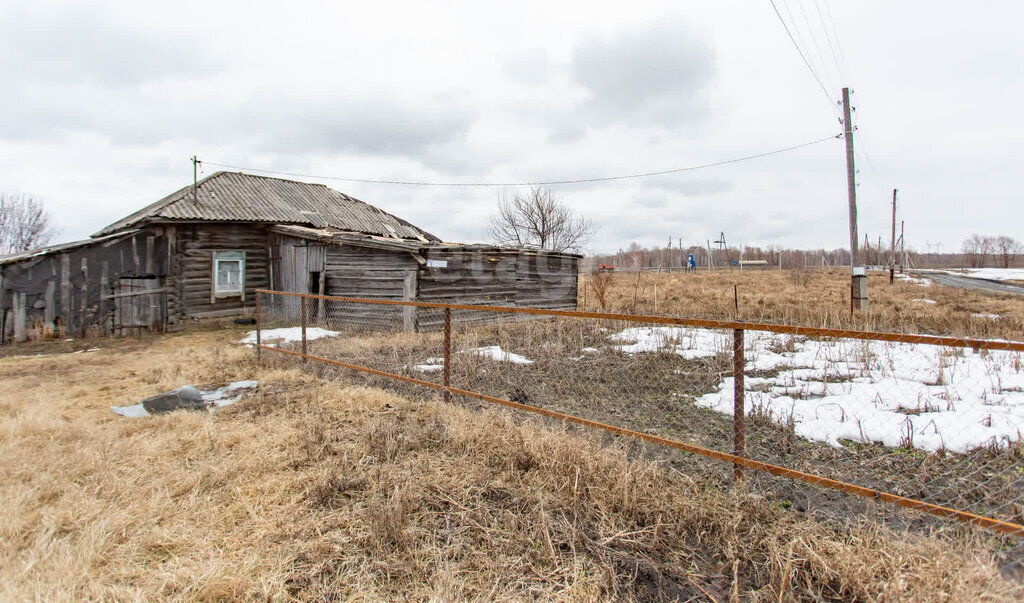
[213,251,245,297]
[217,260,241,289]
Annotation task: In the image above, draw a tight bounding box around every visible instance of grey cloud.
[0,3,219,87]
[570,22,715,128]
[502,49,555,86]
[644,179,733,196]
[0,82,477,160]
[255,96,478,157]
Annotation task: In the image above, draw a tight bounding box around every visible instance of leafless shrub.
[589,270,614,310]
[0,192,56,254]
[488,186,593,253]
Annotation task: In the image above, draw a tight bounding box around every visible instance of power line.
[201,135,841,188]
[813,0,846,83]
[768,0,838,113]
[820,0,848,78]
[791,0,836,92]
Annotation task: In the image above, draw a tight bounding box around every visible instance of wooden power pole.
[889,188,897,283]
[842,88,867,310]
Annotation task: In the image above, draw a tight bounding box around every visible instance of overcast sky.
[1,0,1020,255]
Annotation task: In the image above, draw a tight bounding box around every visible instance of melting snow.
[412,357,445,372]
[410,347,534,372]
[610,327,727,359]
[896,274,932,287]
[911,299,937,304]
[952,268,1024,282]
[238,327,340,347]
[464,346,534,365]
[609,326,1024,454]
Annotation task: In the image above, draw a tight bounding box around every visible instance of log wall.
[174,223,269,319]
[0,228,171,342]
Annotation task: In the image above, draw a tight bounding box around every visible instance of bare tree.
[488,187,593,253]
[0,193,56,255]
[961,234,992,268]
[993,235,1021,268]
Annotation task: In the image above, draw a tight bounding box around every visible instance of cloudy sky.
[1,0,1020,254]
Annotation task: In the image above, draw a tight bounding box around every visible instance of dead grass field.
[580,269,1024,340]
[1,326,1023,600]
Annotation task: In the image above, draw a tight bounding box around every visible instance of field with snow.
[952,268,1024,282]
[606,326,1024,453]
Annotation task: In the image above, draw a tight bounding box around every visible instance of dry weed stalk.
[0,329,1020,600]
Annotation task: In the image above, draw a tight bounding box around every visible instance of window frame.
[211,250,246,302]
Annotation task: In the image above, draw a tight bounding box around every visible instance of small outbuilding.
[0,172,579,342]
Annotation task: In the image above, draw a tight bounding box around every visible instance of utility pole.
[889,188,897,283]
[900,220,905,273]
[191,155,200,203]
[842,88,867,310]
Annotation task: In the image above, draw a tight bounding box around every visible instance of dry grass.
[1,328,1022,600]
[580,269,1024,340]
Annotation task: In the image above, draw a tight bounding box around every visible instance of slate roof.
[93,171,440,242]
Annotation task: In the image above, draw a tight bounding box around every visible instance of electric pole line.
[842,88,867,310]
[192,155,200,203]
[889,188,897,283]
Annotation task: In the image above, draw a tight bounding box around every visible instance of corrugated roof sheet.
[92,171,440,241]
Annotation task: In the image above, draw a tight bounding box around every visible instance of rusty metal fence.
[254,288,1024,571]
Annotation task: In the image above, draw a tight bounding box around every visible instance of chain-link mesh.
[254,290,1024,576]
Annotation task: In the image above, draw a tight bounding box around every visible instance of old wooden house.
[0,172,579,342]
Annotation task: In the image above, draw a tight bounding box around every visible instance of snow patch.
[238,327,340,347]
[972,313,1001,320]
[609,327,728,359]
[952,268,1024,282]
[896,274,932,287]
[607,326,1024,454]
[911,299,937,304]
[464,345,534,365]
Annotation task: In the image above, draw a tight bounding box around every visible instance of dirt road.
[914,270,1024,296]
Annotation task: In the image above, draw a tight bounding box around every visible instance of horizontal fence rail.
[253,289,1024,558]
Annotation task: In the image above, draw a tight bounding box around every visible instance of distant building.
[1,172,578,342]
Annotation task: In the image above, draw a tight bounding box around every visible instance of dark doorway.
[309,271,321,319]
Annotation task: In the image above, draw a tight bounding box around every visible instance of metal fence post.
[300,295,307,363]
[255,291,261,361]
[443,307,451,402]
[733,328,745,481]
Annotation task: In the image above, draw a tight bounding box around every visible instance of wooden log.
[79,257,89,336]
[131,235,140,271]
[403,271,417,332]
[100,262,109,334]
[44,280,56,336]
[145,236,155,274]
[59,253,71,336]
[14,292,27,342]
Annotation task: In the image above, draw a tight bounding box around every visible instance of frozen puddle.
[238,327,340,347]
[610,326,1024,454]
[111,381,259,417]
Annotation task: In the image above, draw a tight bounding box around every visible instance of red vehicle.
[596,264,615,272]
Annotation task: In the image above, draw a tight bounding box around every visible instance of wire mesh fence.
[254,288,1024,574]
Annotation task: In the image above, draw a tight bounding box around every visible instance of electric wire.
[793,0,837,93]
[201,134,841,188]
[820,0,848,77]
[814,0,846,83]
[768,0,838,112]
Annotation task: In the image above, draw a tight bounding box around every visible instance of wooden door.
[111,275,166,335]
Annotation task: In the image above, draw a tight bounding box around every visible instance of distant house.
[0,172,579,342]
